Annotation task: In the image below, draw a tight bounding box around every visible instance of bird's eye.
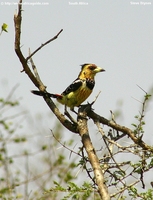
[89,65,96,70]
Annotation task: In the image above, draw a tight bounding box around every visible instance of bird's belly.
[58,87,92,108]
[75,87,92,106]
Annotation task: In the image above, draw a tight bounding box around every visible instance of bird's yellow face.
[79,64,105,79]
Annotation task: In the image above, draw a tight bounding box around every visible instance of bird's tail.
[31,90,62,99]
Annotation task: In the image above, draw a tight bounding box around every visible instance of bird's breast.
[86,78,95,90]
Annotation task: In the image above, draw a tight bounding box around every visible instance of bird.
[31,63,105,111]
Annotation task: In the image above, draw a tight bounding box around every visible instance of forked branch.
[14,0,77,133]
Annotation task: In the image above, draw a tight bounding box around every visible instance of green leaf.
[2,23,8,32]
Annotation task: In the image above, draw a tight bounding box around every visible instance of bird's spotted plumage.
[31,64,105,110]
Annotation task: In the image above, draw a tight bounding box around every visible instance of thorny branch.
[87,106,153,153]
[134,85,151,137]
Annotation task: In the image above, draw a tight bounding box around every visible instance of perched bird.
[31,63,105,111]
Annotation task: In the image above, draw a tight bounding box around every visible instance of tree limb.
[14,0,39,87]
[77,105,110,200]
[86,105,153,153]
[14,0,78,133]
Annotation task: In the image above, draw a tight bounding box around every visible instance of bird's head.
[79,63,105,79]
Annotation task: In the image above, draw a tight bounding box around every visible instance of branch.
[26,29,63,61]
[77,105,110,200]
[85,105,153,153]
[29,49,46,91]
[51,130,81,157]
[14,0,78,133]
[110,180,139,198]
[95,121,125,175]
[80,147,96,184]
[135,87,151,137]
[14,0,39,88]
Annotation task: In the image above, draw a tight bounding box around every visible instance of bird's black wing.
[62,78,83,96]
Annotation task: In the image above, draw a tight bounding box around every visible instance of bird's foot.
[64,106,77,124]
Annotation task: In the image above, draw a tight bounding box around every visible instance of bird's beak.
[94,67,105,73]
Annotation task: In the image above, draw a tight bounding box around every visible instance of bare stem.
[26,29,63,61]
